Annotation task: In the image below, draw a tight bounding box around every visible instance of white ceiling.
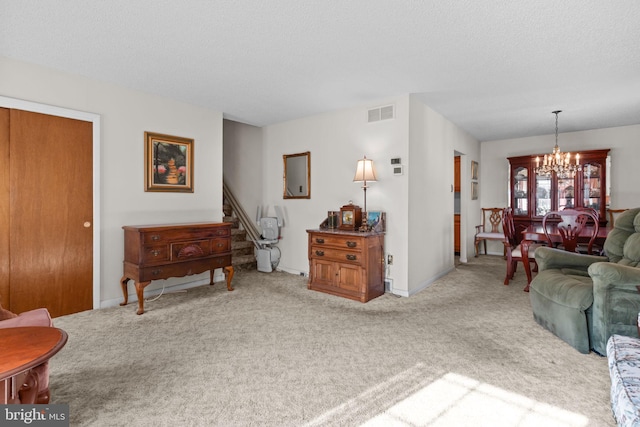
[2,1,640,141]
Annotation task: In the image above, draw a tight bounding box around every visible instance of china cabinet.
[508,149,609,238]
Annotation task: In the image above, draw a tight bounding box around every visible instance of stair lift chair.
[255,207,284,273]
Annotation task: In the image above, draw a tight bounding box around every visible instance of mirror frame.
[283,151,311,199]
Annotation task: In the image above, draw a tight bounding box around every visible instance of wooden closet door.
[0,108,9,308]
[9,109,93,317]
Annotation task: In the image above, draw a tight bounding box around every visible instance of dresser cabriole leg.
[134,281,150,315]
[119,276,130,306]
[224,266,235,291]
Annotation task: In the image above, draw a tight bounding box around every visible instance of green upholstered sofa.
[529,207,640,355]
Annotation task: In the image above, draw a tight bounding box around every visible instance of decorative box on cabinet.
[120,222,234,315]
[307,229,385,302]
[508,149,610,237]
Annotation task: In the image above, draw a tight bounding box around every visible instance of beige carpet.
[49,256,614,426]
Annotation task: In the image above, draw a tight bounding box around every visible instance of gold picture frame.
[471,160,479,181]
[471,181,479,200]
[144,132,194,193]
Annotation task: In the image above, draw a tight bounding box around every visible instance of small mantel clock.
[339,203,362,231]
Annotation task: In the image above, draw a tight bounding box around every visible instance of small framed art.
[367,211,386,232]
[144,132,194,193]
[471,161,479,181]
[471,181,478,200]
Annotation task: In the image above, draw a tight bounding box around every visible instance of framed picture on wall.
[471,181,479,200]
[144,132,194,192]
[471,161,479,181]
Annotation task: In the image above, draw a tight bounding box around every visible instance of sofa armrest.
[0,308,52,329]
[590,262,640,289]
[591,263,640,355]
[534,246,607,272]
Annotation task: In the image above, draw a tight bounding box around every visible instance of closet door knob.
[83,221,91,228]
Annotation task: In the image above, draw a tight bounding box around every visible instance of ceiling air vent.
[367,105,395,123]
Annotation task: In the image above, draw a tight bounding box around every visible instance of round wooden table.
[0,326,68,404]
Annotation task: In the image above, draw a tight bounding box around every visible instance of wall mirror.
[283,151,310,199]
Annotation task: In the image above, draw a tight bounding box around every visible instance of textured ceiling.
[2,1,640,141]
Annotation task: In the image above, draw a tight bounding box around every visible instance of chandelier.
[535,110,581,178]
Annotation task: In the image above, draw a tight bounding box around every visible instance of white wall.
[408,96,480,295]
[246,95,481,297]
[261,96,412,293]
[1,57,225,307]
[480,124,640,254]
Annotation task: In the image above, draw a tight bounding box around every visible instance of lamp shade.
[353,156,377,183]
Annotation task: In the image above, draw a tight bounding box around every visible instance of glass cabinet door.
[513,166,528,215]
[557,176,575,210]
[582,162,602,211]
[535,175,551,217]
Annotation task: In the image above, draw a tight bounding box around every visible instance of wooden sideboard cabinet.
[120,222,234,314]
[307,229,385,302]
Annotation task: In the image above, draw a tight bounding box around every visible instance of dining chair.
[475,207,506,257]
[570,207,602,253]
[542,209,600,254]
[502,207,543,288]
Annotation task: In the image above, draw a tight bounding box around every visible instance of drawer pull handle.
[217,243,224,248]
[346,241,357,248]
[316,238,325,244]
[151,235,161,241]
[152,270,162,276]
[315,250,325,256]
[346,254,357,261]
[151,250,160,257]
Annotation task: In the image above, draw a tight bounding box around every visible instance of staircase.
[223,194,258,272]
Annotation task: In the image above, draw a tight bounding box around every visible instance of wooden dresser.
[120,222,234,314]
[306,229,384,302]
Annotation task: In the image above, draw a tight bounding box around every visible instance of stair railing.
[223,180,261,249]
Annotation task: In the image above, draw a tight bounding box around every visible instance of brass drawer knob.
[346,254,357,261]
[315,250,325,256]
[151,250,160,257]
[315,238,325,244]
[151,235,161,241]
[346,241,357,248]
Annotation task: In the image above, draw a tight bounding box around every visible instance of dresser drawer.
[171,240,210,260]
[142,227,230,244]
[211,237,231,254]
[141,244,170,264]
[310,247,363,265]
[138,255,232,282]
[310,234,363,251]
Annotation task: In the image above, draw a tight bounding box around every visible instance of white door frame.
[0,95,101,310]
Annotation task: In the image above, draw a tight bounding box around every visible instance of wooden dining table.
[0,326,68,404]
[520,223,612,291]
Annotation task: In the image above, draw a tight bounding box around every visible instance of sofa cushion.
[621,233,640,267]
[607,334,640,427]
[605,208,640,264]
